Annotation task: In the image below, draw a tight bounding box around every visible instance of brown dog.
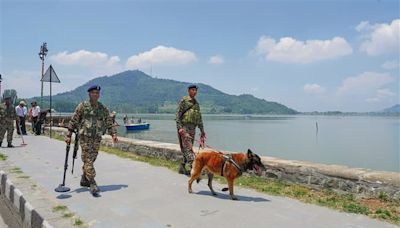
[188,149,266,200]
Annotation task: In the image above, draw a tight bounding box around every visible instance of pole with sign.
[41,65,60,138]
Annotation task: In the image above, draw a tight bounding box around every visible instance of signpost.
[41,65,60,138]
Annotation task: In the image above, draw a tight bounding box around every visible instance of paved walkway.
[0,215,8,228]
[0,135,395,228]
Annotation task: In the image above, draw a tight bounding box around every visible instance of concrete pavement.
[0,134,396,228]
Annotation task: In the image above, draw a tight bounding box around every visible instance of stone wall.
[49,126,400,200]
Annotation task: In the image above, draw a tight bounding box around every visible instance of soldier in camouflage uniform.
[176,85,206,175]
[65,85,118,196]
[0,97,18,148]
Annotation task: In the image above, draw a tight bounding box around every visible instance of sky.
[0,0,399,112]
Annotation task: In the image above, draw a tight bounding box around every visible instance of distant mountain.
[382,104,400,113]
[33,70,297,114]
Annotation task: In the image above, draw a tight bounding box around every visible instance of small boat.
[125,122,150,131]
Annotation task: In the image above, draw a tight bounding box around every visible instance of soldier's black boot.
[80,175,90,187]
[89,180,100,197]
[7,143,14,148]
[0,142,2,147]
[178,163,187,175]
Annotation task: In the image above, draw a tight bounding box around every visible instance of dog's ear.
[247,149,254,157]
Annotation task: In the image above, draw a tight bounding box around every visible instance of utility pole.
[38,42,48,108]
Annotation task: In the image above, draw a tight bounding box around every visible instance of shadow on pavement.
[196,190,270,202]
[56,185,128,199]
[74,184,128,193]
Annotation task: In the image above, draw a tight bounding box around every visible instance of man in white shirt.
[15,100,28,135]
[31,101,41,135]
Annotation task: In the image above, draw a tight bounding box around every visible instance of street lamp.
[0,74,2,99]
[39,42,48,108]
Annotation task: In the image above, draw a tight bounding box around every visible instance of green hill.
[382,104,400,113]
[34,70,297,114]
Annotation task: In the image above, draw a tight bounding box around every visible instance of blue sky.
[0,0,399,112]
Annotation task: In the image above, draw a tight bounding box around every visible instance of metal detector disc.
[55,184,70,192]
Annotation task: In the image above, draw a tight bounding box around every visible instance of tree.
[2,89,18,105]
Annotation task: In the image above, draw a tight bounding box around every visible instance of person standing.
[111,111,119,126]
[176,85,206,175]
[31,101,40,135]
[0,97,18,147]
[15,100,27,135]
[123,114,128,125]
[65,85,118,196]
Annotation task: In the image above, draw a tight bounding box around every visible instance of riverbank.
[45,126,400,225]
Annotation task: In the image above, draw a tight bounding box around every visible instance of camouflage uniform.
[176,96,204,166]
[0,103,17,146]
[68,101,116,185]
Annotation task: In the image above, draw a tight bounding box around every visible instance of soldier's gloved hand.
[178,128,186,136]
[112,134,118,143]
[65,135,71,144]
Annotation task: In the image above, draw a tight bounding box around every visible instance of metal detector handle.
[61,143,71,186]
[71,131,79,174]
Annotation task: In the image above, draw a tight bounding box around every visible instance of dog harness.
[220,154,243,177]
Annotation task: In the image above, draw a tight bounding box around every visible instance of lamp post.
[0,74,2,99]
[39,42,48,108]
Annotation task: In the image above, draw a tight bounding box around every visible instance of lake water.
[115,114,399,172]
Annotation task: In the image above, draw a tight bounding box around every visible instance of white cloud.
[1,70,39,98]
[208,55,224,64]
[254,36,353,63]
[126,45,197,69]
[1,70,66,98]
[356,21,372,32]
[337,71,394,95]
[381,60,399,70]
[303,84,326,94]
[51,50,120,67]
[50,50,122,75]
[366,88,396,102]
[358,19,400,56]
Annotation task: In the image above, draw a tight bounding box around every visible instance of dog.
[188,149,266,200]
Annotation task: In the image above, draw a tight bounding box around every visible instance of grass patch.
[343,203,369,214]
[46,131,400,225]
[52,205,68,212]
[63,212,75,218]
[52,205,86,226]
[10,167,23,174]
[0,153,7,161]
[17,175,30,179]
[73,218,83,226]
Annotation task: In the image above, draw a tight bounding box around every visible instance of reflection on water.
[115,114,399,172]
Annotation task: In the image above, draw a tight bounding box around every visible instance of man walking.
[0,97,18,147]
[16,100,27,135]
[65,85,118,196]
[176,85,206,175]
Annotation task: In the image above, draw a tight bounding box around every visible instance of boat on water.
[125,122,150,131]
